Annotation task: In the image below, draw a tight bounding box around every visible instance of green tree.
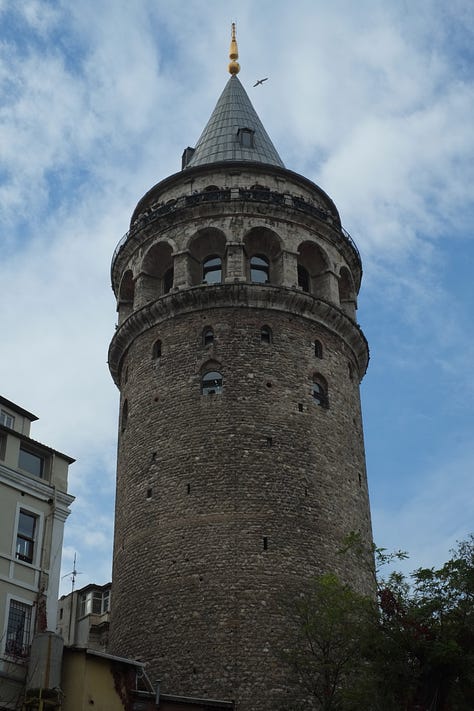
[282,536,474,711]
[282,573,377,710]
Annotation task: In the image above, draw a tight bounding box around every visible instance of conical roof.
[186,75,284,169]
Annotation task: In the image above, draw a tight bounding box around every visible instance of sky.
[1,0,473,597]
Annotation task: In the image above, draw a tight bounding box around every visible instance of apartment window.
[18,446,44,478]
[202,371,223,395]
[0,409,15,428]
[79,590,110,617]
[6,600,32,657]
[16,511,37,564]
[250,255,270,283]
[202,256,222,284]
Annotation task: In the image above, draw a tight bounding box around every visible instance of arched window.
[202,327,214,346]
[312,375,328,408]
[152,340,162,359]
[261,326,272,344]
[163,267,174,294]
[202,256,222,284]
[250,255,269,283]
[314,340,323,358]
[201,371,223,395]
[121,400,128,432]
[298,265,310,292]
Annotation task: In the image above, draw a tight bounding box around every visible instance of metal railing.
[111,186,360,273]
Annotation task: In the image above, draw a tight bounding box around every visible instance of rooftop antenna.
[62,552,82,594]
[61,553,82,645]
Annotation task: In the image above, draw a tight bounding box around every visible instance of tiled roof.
[186,75,284,169]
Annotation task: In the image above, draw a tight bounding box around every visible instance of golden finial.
[228,22,240,75]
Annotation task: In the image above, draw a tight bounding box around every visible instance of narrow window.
[250,255,269,284]
[121,400,128,432]
[298,265,310,292]
[16,511,37,564]
[201,371,223,395]
[6,600,32,657]
[152,340,162,359]
[314,340,323,358]
[312,376,329,408]
[202,256,222,284]
[163,267,174,294]
[348,362,354,380]
[260,326,272,344]
[263,537,268,551]
[202,327,214,346]
[18,447,44,478]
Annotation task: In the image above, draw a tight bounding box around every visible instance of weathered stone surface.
[108,164,373,711]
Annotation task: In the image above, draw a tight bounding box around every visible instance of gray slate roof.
[186,75,285,169]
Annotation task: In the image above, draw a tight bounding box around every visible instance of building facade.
[57,581,111,651]
[108,30,373,710]
[0,396,74,709]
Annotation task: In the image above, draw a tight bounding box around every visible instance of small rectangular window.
[19,447,44,478]
[237,128,255,148]
[16,511,37,564]
[6,600,32,657]
[0,409,15,428]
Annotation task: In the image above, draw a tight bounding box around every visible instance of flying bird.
[253,77,268,87]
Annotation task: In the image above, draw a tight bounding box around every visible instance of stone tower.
[108,27,373,711]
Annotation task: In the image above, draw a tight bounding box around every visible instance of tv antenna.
[62,552,82,594]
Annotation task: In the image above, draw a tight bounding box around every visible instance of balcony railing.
[112,187,360,272]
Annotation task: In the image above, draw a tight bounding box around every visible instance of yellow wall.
[62,649,129,711]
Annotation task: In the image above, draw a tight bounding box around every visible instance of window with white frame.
[0,409,15,428]
[79,589,111,617]
[6,599,32,657]
[16,510,37,564]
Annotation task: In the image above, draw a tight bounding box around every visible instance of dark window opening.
[202,256,222,284]
[152,340,162,359]
[18,447,44,478]
[298,265,310,292]
[314,340,323,358]
[260,326,272,343]
[121,400,128,432]
[250,255,269,283]
[266,437,273,446]
[298,403,304,412]
[203,327,214,346]
[16,511,36,564]
[312,379,329,408]
[263,537,268,551]
[202,371,223,395]
[348,362,354,380]
[163,267,174,294]
[146,488,152,499]
[187,483,191,494]
[6,600,32,657]
[238,128,255,148]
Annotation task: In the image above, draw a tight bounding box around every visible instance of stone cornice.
[108,283,369,386]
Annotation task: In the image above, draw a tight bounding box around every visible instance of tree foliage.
[283,536,474,711]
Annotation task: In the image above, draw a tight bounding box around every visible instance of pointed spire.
[185,24,284,170]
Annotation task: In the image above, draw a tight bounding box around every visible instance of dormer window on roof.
[238,128,255,149]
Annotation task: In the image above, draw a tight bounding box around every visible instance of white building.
[57,581,111,652]
[0,396,74,709]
